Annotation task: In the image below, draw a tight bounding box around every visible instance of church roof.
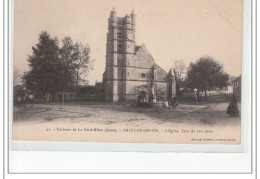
[134,44,155,68]
[154,64,168,74]
[135,45,142,51]
[153,64,168,81]
[134,44,167,71]
[232,75,241,83]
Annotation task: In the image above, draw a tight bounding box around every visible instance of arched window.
[141,73,146,78]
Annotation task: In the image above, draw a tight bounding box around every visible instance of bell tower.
[123,10,136,64]
[105,8,136,102]
[105,7,118,102]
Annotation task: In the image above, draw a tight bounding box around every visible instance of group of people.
[137,94,178,109]
[137,93,156,103]
[137,92,239,117]
[167,97,178,109]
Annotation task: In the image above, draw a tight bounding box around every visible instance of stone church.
[103,8,176,102]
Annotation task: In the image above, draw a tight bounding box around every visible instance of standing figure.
[168,97,178,110]
[137,94,145,104]
[226,94,239,117]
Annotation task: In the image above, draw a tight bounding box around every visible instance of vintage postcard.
[12,0,243,145]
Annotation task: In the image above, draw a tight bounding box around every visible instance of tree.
[59,37,76,103]
[59,38,94,98]
[22,32,94,103]
[172,59,186,94]
[72,42,94,97]
[22,31,61,103]
[185,56,229,96]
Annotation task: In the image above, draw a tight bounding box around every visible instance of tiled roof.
[232,75,241,82]
[134,44,155,68]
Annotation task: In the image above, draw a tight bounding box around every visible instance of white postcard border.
[9,0,251,154]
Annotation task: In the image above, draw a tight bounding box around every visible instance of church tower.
[105,8,136,102]
[103,8,175,102]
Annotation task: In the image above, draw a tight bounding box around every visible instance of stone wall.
[124,67,152,81]
[154,81,168,101]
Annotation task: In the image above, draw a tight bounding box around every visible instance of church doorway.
[137,91,147,103]
[137,85,149,102]
[140,91,147,100]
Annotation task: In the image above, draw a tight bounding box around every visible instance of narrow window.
[117,33,123,40]
[118,44,122,52]
[141,73,146,78]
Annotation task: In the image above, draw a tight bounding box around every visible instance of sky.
[14,0,242,85]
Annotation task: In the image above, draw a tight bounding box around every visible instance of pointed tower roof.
[110,6,117,16]
[169,68,175,77]
[131,8,135,14]
[112,6,116,12]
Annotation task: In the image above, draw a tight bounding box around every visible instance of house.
[232,75,241,101]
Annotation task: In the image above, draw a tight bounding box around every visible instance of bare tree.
[60,38,94,99]
[72,42,94,97]
[173,59,186,93]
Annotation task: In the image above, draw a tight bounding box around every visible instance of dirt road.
[12,102,241,144]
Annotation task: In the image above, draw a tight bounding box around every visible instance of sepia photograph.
[12,0,242,144]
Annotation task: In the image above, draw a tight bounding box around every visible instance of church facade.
[103,8,176,102]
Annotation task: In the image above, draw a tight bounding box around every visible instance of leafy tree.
[22,31,61,103]
[22,32,94,103]
[185,56,229,96]
[60,37,76,86]
[72,42,94,97]
[60,38,94,98]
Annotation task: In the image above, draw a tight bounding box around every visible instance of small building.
[227,85,233,94]
[13,85,27,103]
[77,83,104,101]
[232,75,241,101]
[13,85,36,103]
[53,90,76,101]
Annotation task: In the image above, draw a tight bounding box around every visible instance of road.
[12,102,241,144]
